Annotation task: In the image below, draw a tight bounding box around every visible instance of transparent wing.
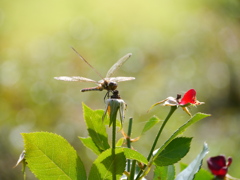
[104,76,135,83]
[54,76,98,83]
[71,47,105,79]
[106,53,132,78]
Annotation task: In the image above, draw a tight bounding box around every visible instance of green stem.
[108,99,122,180]
[23,162,26,180]
[129,160,136,180]
[147,106,177,161]
[135,106,177,179]
[112,112,117,180]
[127,118,133,173]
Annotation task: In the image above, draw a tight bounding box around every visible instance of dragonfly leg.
[104,91,110,101]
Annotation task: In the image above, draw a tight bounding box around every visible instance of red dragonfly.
[54,48,135,97]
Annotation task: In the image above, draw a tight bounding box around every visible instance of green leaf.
[175,143,209,180]
[88,147,148,180]
[92,109,121,128]
[121,148,148,165]
[153,165,175,180]
[116,137,125,147]
[180,163,213,180]
[22,132,87,180]
[194,167,213,180]
[154,137,192,166]
[103,113,122,128]
[83,103,110,151]
[79,136,102,155]
[88,148,126,180]
[141,116,161,135]
[153,113,210,160]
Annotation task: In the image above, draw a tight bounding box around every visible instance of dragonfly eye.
[108,82,118,90]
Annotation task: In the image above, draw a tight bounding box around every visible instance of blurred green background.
[1,0,240,179]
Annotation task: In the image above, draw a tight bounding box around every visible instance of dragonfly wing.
[106,53,132,78]
[107,76,135,82]
[54,76,98,83]
[71,47,105,80]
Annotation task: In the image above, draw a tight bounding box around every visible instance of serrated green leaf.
[141,116,161,135]
[154,137,192,166]
[88,147,148,180]
[22,132,86,180]
[88,148,126,180]
[154,165,175,180]
[121,148,148,165]
[91,109,121,128]
[103,112,121,128]
[83,103,110,151]
[79,136,102,155]
[153,113,210,160]
[175,143,209,180]
[180,163,213,180]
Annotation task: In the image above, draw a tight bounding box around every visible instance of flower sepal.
[147,96,178,112]
[103,90,126,128]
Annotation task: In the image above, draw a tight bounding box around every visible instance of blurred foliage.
[0,0,240,179]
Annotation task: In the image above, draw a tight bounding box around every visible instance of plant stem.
[135,106,177,179]
[112,110,117,180]
[23,162,26,180]
[129,160,136,180]
[147,106,177,161]
[108,99,122,180]
[127,118,133,173]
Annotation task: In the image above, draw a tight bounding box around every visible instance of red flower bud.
[179,89,198,106]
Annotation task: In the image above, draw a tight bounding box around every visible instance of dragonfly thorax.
[102,80,118,91]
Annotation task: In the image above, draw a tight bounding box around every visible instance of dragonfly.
[54,47,135,98]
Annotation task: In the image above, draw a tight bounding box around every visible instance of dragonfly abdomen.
[81,86,103,92]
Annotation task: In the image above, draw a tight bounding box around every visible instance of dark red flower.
[179,89,200,106]
[207,155,232,179]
